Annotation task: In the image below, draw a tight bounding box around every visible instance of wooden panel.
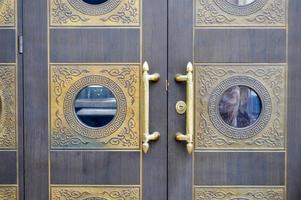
[24,0,49,198]
[195,0,287,27]
[49,64,140,149]
[194,187,285,200]
[51,151,140,185]
[194,152,285,185]
[0,151,17,184]
[288,0,301,199]
[50,29,140,63]
[49,0,140,27]
[194,29,286,63]
[0,30,15,63]
[51,186,140,200]
[142,0,167,198]
[168,0,193,199]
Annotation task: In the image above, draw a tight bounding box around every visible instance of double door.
[0,0,300,199]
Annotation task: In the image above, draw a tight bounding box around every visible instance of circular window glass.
[74,85,117,128]
[82,0,109,5]
[218,85,262,128]
[226,0,256,6]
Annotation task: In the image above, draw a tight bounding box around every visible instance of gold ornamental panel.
[0,186,17,199]
[194,187,285,200]
[0,0,15,27]
[49,64,140,149]
[51,186,140,200]
[195,64,286,150]
[195,0,286,27]
[0,65,17,149]
[49,0,140,27]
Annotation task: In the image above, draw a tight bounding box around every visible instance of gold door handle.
[175,62,194,154]
[142,62,160,154]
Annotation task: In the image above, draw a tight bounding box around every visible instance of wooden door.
[168,0,301,199]
[0,0,23,199]
[23,0,167,199]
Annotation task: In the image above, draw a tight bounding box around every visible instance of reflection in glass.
[74,85,117,128]
[82,0,109,5]
[226,0,256,6]
[219,85,261,128]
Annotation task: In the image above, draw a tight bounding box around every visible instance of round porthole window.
[74,85,117,128]
[226,0,256,6]
[208,76,272,140]
[82,0,109,5]
[218,85,262,128]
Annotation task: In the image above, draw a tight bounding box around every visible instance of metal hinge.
[166,80,169,92]
[18,35,23,54]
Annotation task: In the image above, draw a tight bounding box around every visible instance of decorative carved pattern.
[51,186,139,200]
[195,0,286,27]
[100,0,138,24]
[195,64,286,150]
[50,64,140,149]
[0,186,17,200]
[50,0,140,26]
[51,0,89,24]
[0,0,15,26]
[0,65,17,148]
[246,0,285,24]
[195,187,284,200]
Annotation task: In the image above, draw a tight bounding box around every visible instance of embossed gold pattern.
[0,186,17,199]
[195,0,286,27]
[50,64,140,149]
[51,186,140,200]
[0,65,17,149]
[194,187,285,200]
[50,0,140,26]
[0,0,15,26]
[195,64,286,150]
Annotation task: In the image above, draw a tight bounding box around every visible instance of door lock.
[176,101,187,114]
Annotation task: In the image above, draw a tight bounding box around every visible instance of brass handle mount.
[142,62,160,154]
[175,62,194,154]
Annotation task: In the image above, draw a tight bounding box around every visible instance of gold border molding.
[0,0,15,26]
[0,185,17,199]
[194,187,285,200]
[0,65,17,149]
[49,0,140,27]
[51,186,140,200]
[195,0,287,27]
[49,64,140,149]
[195,64,286,150]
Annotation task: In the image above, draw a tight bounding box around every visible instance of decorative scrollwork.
[195,0,286,27]
[100,0,138,24]
[50,65,140,149]
[246,0,285,24]
[0,0,15,26]
[52,187,139,200]
[195,187,284,200]
[195,65,286,149]
[51,0,89,24]
[0,65,16,148]
[0,186,17,199]
[196,0,235,25]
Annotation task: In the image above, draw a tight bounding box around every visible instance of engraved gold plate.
[49,64,140,149]
[0,0,15,26]
[0,65,17,149]
[194,187,285,200]
[49,0,140,27]
[0,186,17,199]
[195,64,286,150]
[195,0,286,27]
[51,186,140,200]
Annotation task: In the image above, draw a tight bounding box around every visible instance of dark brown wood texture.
[288,0,301,199]
[0,29,16,63]
[168,0,193,200]
[0,151,17,184]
